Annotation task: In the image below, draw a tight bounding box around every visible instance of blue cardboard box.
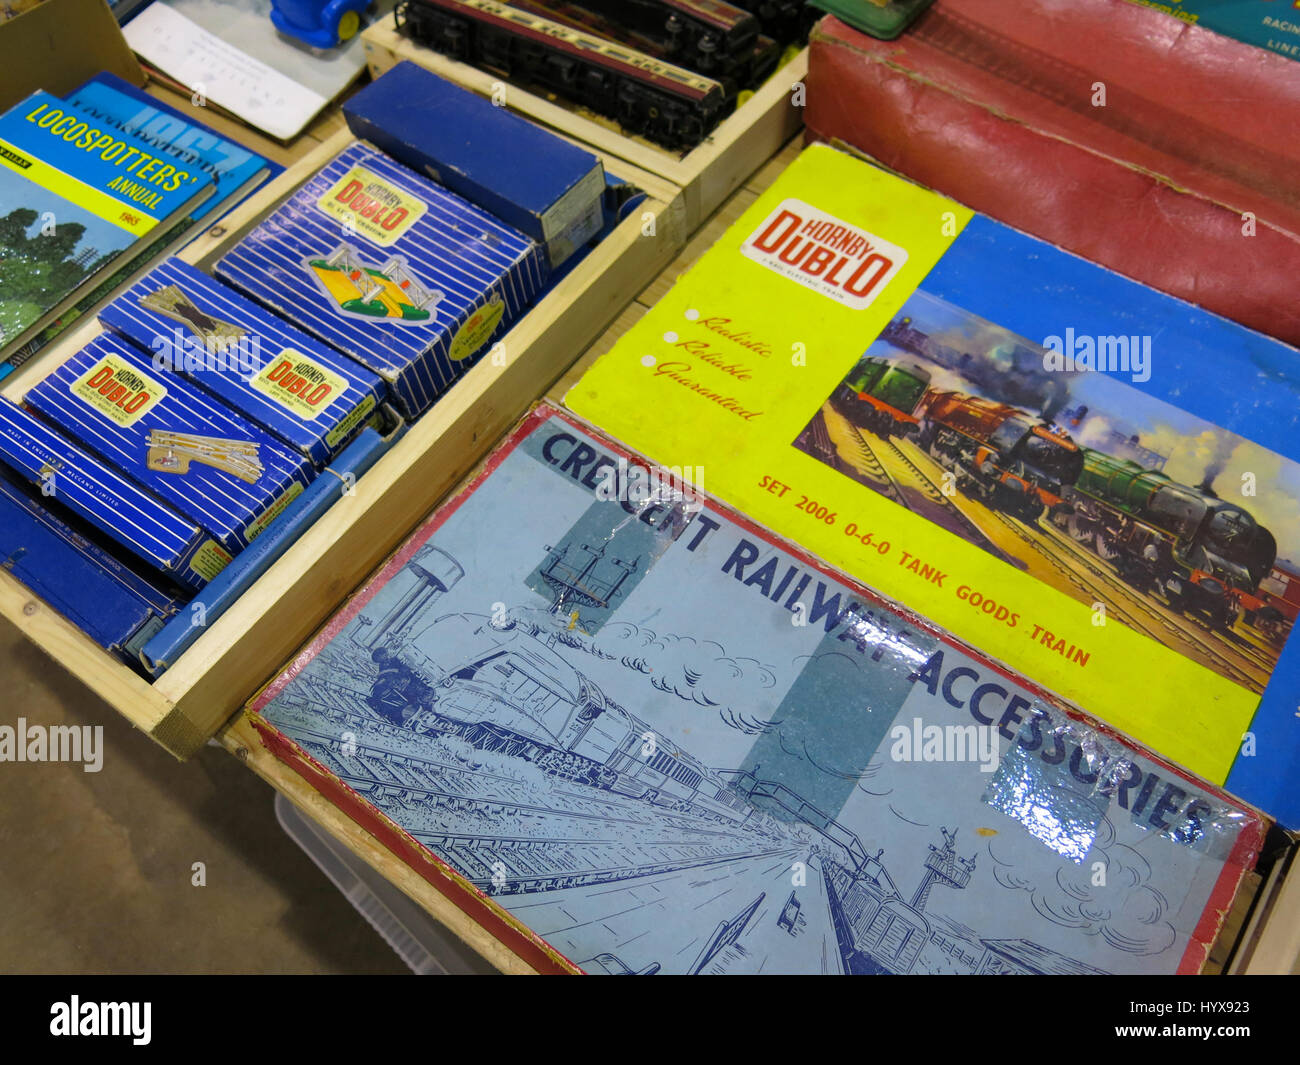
[343,62,606,269]
[215,141,549,419]
[100,257,387,467]
[0,398,225,591]
[0,470,182,662]
[25,334,315,554]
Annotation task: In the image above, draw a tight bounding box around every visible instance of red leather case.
[805,0,1300,346]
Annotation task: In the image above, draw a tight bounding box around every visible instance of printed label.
[250,351,348,421]
[71,354,167,427]
[319,166,426,246]
[245,481,305,542]
[324,394,377,450]
[741,198,908,310]
[449,298,505,363]
[189,539,232,581]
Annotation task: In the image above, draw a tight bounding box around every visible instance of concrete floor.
[0,615,406,974]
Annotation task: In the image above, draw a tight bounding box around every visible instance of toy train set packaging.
[24,333,315,555]
[248,403,1265,975]
[0,470,182,661]
[566,143,1300,829]
[215,141,549,419]
[99,258,387,468]
[343,62,606,270]
[0,399,226,592]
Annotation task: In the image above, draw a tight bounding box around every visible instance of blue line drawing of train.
[264,540,1126,974]
[352,545,754,827]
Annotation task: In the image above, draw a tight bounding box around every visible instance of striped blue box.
[215,141,549,418]
[26,334,315,555]
[0,470,182,661]
[0,398,222,591]
[99,257,388,467]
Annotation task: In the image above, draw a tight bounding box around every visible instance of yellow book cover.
[567,143,1300,819]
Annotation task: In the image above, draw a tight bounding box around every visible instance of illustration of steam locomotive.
[832,355,931,439]
[362,595,752,823]
[1054,450,1278,630]
[915,389,1085,523]
[831,357,1281,631]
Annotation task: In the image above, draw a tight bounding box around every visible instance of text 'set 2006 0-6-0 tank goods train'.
[832,355,1283,638]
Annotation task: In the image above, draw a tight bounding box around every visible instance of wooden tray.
[0,127,685,759]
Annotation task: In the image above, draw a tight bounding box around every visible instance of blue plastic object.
[270,0,371,49]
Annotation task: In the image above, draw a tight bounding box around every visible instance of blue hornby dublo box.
[0,398,226,591]
[0,469,183,662]
[99,257,387,467]
[25,333,315,555]
[215,141,550,419]
[343,62,606,269]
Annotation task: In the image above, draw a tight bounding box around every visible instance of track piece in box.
[100,257,387,467]
[215,141,549,418]
[0,398,224,590]
[25,334,314,554]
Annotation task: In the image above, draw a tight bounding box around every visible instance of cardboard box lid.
[0,0,145,114]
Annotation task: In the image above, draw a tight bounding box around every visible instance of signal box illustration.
[304,243,444,324]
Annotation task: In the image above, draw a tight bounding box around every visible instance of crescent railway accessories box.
[214,141,550,420]
[0,398,223,591]
[248,403,1266,976]
[0,469,182,662]
[342,61,606,270]
[24,333,315,555]
[99,257,388,468]
[565,142,1300,830]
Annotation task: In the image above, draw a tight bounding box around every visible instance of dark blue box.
[344,62,606,269]
[0,471,182,662]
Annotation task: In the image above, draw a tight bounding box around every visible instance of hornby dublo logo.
[741,198,908,310]
[320,166,426,246]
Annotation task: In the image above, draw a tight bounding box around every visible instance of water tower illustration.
[354,546,465,649]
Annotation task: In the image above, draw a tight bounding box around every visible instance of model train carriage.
[525,0,761,80]
[398,0,734,151]
[1057,449,1278,630]
[834,356,930,438]
[916,390,1084,521]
